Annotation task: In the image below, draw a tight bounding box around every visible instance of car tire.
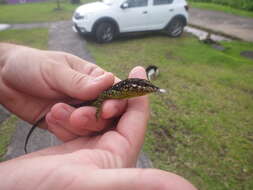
[166,17,185,38]
[95,22,115,43]
[75,26,84,35]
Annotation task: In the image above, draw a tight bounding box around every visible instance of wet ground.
[189,7,253,42]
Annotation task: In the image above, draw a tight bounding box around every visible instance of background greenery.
[190,2,253,18]
[1,0,253,24]
[188,0,253,11]
[0,1,253,189]
[86,33,253,190]
[0,0,95,23]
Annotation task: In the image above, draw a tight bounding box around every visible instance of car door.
[117,0,149,32]
[147,0,174,30]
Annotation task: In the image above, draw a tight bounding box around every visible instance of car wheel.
[166,17,185,37]
[95,22,115,43]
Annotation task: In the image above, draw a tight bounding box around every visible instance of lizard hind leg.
[92,98,104,120]
[95,106,102,120]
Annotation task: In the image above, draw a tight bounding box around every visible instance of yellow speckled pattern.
[93,78,162,118]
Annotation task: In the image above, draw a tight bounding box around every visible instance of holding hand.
[0,43,126,140]
[0,43,196,190]
[0,66,196,190]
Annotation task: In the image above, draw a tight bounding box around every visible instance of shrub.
[189,0,253,11]
[0,0,6,4]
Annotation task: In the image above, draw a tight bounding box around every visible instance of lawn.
[0,28,48,48]
[0,0,94,24]
[86,33,253,190]
[0,28,48,160]
[0,116,17,161]
[190,2,253,18]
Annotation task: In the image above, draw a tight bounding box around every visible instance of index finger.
[116,66,150,157]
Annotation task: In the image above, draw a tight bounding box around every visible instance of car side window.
[127,0,148,8]
[153,0,173,6]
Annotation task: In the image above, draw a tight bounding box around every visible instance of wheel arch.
[92,17,120,34]
[165,14,187,29]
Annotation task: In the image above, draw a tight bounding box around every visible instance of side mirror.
[120,2,129,9]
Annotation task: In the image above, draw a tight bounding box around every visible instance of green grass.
[86,34,253,190]
[0,28,48,160]
[0,0,94,24]
[0,116,18,161]
[190,2,253,18]
[0,28,48,49]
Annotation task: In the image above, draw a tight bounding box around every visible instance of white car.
[73,0,189,43]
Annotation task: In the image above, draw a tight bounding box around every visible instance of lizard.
[24,78,166,153]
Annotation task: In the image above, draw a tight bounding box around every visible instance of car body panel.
[72,0,188,34]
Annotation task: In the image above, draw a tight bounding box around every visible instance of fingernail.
[81,114,89,123]
[47,113,58,125]
[94,73,107,82]
[104,104,119,119]
[94,72,113,82]
[54,107,71,121]
[79,113,89,126]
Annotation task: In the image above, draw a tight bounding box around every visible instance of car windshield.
[102,0,115,5]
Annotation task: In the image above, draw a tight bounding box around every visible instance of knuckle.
[71,72,89,89]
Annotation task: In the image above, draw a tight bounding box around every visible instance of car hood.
[76,2,109,14]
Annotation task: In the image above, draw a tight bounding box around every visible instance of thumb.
[48,64,114,100]
[73,168,197,190]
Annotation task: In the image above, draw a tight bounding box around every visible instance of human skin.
[0,43,197,190]
[0,43,127,140]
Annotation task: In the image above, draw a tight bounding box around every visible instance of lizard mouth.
[157,89,167,93]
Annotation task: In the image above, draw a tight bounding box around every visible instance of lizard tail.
[24,116,45,153]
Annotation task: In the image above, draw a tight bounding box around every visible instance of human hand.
[0,66,196,190]
[0,43,126,140]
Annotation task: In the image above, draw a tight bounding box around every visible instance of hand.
[0,67,196,190]
[0,43,126,140]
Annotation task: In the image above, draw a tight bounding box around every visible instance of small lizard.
[24,78,166,153]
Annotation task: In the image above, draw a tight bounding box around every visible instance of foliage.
[188,0,253,11]
[0,116,17,161]
[86,34,253,190]
[0,1,93,23]
[0,28,48,49]
[190,2,253,18]
[0,0,6,5]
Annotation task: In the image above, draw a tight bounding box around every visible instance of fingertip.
[93,72,114,84]
[69,108,90,130]
[69,107,108,132]
[129,66,147,79]
[127,66,149,110]
[45,112,78,142]
[84,72,115,99]
[102,100,127,119]
[45,112,55,126]
[50,103,74,121]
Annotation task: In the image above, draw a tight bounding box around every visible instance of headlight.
[74,12,86,20]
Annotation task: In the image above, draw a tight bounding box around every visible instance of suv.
[73,0,189,43]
